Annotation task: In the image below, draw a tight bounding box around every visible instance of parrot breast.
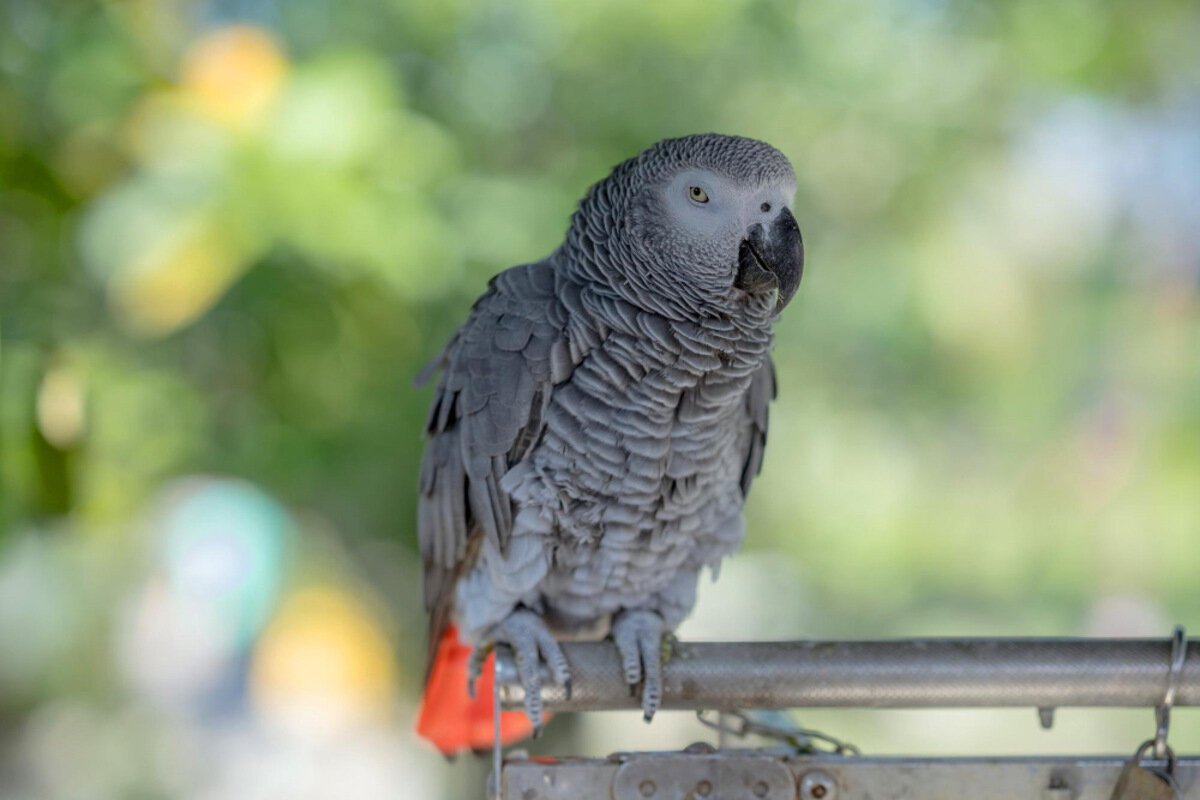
[500,280,775,633]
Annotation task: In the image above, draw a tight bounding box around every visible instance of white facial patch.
[664,168,796,240]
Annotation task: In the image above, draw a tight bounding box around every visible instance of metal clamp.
[1122,738,1181,798]
[1154,626,1187,760]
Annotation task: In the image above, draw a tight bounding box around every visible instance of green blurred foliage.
[1,0,1200,771]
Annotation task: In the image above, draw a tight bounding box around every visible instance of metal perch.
[496,637,1200,712]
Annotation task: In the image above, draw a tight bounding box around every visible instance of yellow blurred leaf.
[180,25,288,132]
[250,586,396,733]
[109,216,249,336]
[36,364,87,449]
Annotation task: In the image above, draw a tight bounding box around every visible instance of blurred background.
[2,0,1199,797]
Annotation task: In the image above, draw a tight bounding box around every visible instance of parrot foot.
[611,609,667,723]
[468,608,570,733]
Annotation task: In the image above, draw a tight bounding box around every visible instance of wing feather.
[739,357,776,497]
[417,262,582,668]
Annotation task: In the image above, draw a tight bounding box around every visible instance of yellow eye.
[689,185,709,203]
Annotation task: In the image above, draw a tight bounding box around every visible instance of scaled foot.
[611,609,670,722]
[468,608,570,733]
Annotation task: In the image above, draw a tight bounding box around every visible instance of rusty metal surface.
[496,639,1200,713]
[501,752,1200,800]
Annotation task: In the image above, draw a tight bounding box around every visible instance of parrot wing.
[739,356,776,498]
[416,261,577,666]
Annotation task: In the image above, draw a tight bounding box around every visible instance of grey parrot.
[415,134,803,751]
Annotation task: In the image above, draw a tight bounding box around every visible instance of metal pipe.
[495,638,1200,712]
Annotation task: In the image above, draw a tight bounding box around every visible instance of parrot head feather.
[563,134,803,319]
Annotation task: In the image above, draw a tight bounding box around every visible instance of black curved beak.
[734,206,804,314]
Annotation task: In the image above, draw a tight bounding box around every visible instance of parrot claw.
[471,608,571,730]
[466,641,494,699]
[611,609,667,723]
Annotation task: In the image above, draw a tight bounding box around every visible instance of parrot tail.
[415,624,538,754]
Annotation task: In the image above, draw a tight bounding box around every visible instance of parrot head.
[567,134,803,319]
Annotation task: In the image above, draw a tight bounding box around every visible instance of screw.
[753,781,770,798]
[1043,775,1071,799]
[639,779,656,797]
[695,780,713,797]
[799,771,837,800]
[1038,707,1056,730]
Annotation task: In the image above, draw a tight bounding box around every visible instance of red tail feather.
[415,625,539,754]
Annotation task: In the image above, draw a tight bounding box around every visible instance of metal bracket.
[502,751,1200,799]
[614,754,794,800]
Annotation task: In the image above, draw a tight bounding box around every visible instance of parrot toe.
[471,608,570,730]
[611,609,667,722]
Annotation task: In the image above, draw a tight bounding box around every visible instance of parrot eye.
[688,186,709,204]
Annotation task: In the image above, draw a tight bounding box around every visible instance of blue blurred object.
[159,478,290,651]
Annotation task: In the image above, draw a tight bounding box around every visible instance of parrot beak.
[734,206,804,314]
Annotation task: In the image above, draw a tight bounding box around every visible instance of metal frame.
[492,630,1198,798]
[501,751,1200,799]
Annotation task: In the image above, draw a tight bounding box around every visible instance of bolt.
[1038,707,1056,730]
[753,781,770,798]
[639,779,656,797]
[1043,775,1071,799]
[694,780,713,797]
[799,771,837,800]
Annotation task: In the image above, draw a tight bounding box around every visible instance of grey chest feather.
[516,318,769,614]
